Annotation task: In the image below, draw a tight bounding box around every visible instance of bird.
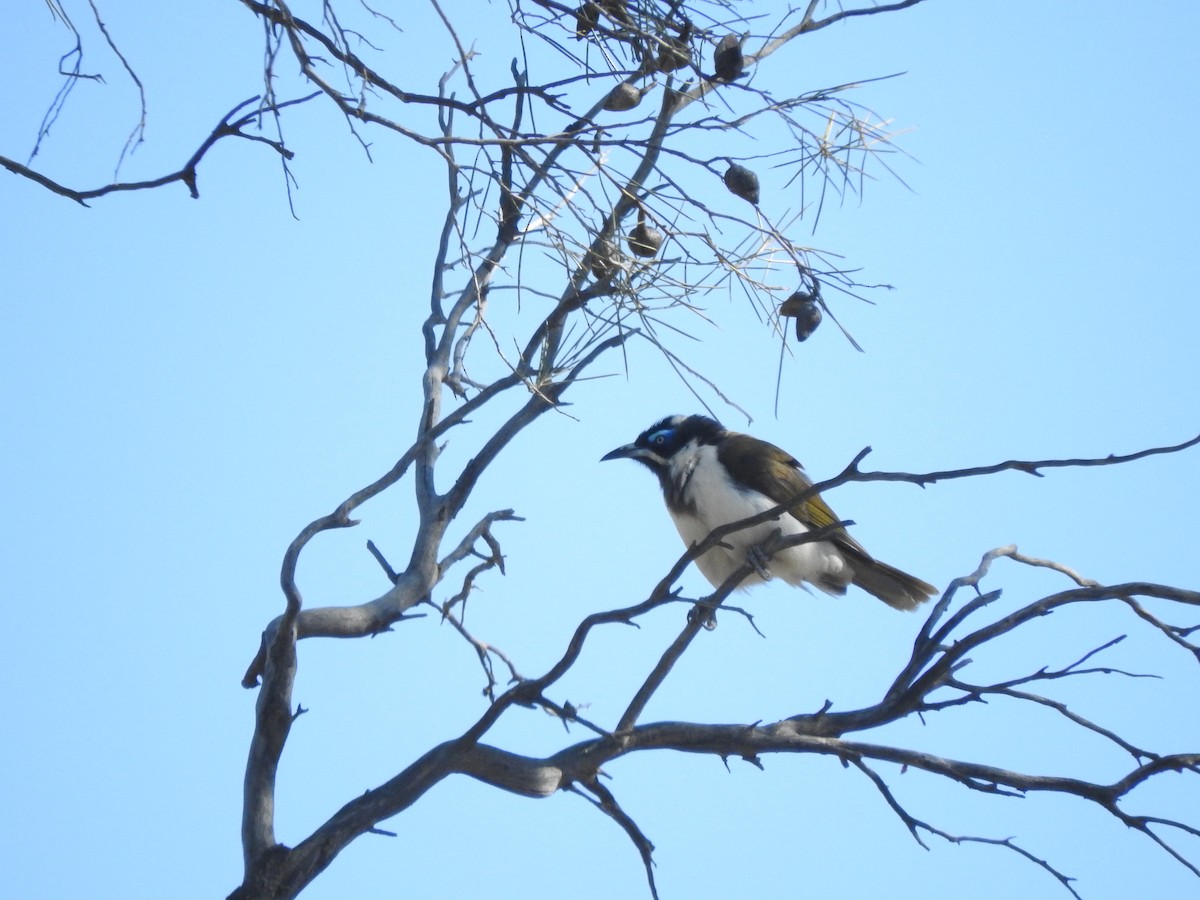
[601,414,937,610]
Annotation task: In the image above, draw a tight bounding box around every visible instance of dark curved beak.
[600,443,638,462]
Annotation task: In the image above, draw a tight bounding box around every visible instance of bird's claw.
[747,545,773,580]
[688,604,718,630]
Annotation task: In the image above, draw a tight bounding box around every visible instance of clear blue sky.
[2,2,1198,898]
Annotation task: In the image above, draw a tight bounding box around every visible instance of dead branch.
[232,563,1199,898]
[3,94,317,203]
[19,4,1179,899]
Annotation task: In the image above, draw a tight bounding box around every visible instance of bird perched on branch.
[602,414,936,610]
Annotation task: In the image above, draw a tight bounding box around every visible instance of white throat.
[665,442,847,592]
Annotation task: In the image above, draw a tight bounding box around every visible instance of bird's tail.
[842,547,938,611]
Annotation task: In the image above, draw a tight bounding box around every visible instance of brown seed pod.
[780,288,822,341]
[599,0,630,24]
[603,82,644,112]
[723,163,760,205]
[657,44,690,73]
[587,237,621,279]
[657,34,690,73]
[627,220,663,258]
[713,33,745,82]
[574,3,599,38]
[658,20,694,72]
[792,301,822,341]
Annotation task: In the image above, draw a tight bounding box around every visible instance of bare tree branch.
[2,94,317,203]
[17,4,1192,900]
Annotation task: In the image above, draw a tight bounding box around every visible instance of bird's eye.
[649,427,674,447]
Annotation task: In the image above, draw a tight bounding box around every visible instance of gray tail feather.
[843,548,938,611]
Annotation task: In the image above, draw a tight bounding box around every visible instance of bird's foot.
[746,544,773,581]
[688,603,718,630]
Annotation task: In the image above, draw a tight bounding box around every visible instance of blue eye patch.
[647,427,675,447]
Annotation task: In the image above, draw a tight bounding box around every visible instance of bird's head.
[601,414,724,473]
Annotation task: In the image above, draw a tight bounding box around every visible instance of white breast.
[666,442,849,592]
